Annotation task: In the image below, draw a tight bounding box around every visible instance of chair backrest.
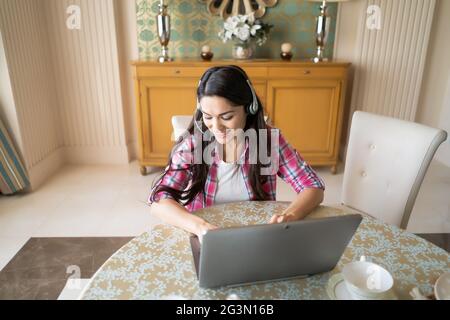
[171,115,193,141]
[342,111,447,229]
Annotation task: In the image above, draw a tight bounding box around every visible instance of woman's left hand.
[269,188,324,224]
[269,213,299,224]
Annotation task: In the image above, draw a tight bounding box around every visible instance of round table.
[80,202,450,300]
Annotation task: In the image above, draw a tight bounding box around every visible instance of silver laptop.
[190,214,362,288]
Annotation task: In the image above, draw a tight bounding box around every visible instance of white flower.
[230,16,241,24]
[225,30,233,40]
[218,29,232,43]
[219,14,271,45]
[238,15,248,24]
[250,24,261,36]
[236,27,250,41]
[224,18,238,32]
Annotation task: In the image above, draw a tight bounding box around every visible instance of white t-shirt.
[214,160,250,205]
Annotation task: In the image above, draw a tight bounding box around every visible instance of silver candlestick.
[312,0,330,63]
[156,1,172,63]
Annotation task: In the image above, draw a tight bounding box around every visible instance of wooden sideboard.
[131,60,350,175]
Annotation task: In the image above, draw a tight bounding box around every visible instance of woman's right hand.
[196,221,218,244]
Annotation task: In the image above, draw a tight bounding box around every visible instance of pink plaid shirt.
[148,129,325,212]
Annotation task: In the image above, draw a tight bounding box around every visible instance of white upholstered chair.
[171,116,193,141]
[341,111,447,229]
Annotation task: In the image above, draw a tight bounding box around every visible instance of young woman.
[149,65,325,241]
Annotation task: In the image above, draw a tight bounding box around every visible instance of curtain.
[0,118,29,194]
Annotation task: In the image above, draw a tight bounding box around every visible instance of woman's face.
[199,96,247,144]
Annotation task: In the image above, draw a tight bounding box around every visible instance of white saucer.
[327,273,398,300]
[327,273,353,300]
[434,272,450,300]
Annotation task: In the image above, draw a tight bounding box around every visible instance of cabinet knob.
[304,70,311,75]
[174,70,181,74]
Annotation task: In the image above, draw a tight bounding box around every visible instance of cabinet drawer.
[268,67,346,79]
[136,67,206,78]
[136,66,268,79]
[238,67,268,78]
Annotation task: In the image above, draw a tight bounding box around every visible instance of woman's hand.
[151,199,219,243]
[196,220,219,244]
[269,213,300,224]
[269,188,324,224]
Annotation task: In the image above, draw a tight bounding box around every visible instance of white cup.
[342,256,394,300]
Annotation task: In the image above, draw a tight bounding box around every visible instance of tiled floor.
[0,159,449,299]
[0,237,132,299]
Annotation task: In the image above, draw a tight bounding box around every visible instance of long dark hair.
[150,65,271,206]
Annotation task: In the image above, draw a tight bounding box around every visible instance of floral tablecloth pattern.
[81,202,450,300]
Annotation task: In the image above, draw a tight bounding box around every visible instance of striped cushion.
[0,118,29,194]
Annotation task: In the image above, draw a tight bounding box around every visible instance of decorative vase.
[156,2,172,63]
[232,42,255,60]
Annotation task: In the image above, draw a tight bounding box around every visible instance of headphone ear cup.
[248,102,258,115]
[246,104,252,115]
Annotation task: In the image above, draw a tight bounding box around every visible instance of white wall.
[335,0,448,169]
[333,0,365,152]
[0,0,64,189]
[113,0,139,161]
[0,0,138,189]
[339,0,435,120]
[44,0,128,165]
[416,0,450,167]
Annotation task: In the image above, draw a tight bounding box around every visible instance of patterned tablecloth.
[80,202,450,300]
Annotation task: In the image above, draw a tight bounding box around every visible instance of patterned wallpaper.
[136,0,337,60]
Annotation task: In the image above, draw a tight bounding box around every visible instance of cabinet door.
[266,79,342,164]
[139,78,197,165]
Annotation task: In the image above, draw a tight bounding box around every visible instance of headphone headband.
[196,66,259,115]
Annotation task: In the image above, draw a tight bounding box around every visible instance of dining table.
[79,201,450,300]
